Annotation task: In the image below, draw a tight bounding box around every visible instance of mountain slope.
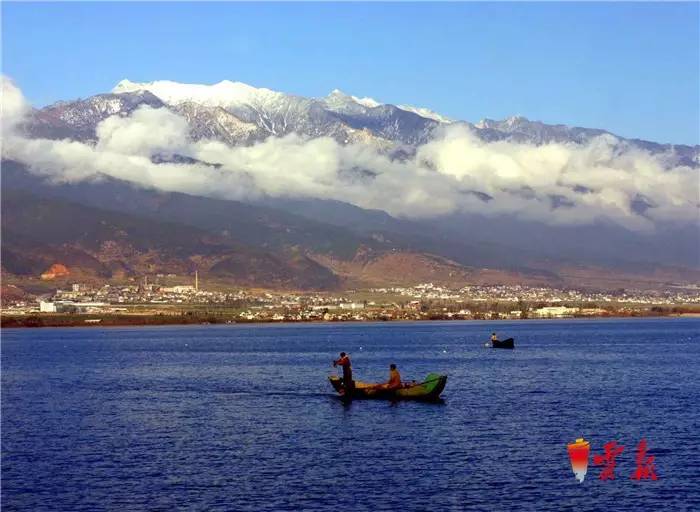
[2,161,552,271]
[6,161,697,291]
[27,91,165,141]
[1,188,340,289]
[1,160,376,259]
[6,78,698,291]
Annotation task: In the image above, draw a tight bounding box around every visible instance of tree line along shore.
[2,306,699,329]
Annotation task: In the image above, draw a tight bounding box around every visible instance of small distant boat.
[329,372,447,401]
[491,337,515,349]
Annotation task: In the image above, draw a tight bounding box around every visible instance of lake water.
[2,318,699,511]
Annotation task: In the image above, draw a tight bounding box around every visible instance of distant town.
[2,276,699,327]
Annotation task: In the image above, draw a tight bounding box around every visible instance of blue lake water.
[2,318,699,511]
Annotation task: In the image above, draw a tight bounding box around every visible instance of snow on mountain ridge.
[347,93,381,109]
[475,116,528,130]
[321,89,381,113]
[322,88,452,123]
[114,79,455,127]
[171,101,262,144]
[112,79,285,109]
[396,105,453,124]
[83,79,697,159]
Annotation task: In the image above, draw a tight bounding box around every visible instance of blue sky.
[3,2,698,144]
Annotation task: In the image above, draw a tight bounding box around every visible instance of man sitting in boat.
[491,332,499,342]
[373,364,402,391]
[333,352,354,394]
[387,364,402,390]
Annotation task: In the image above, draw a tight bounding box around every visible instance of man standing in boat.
[333,352,354,395]
[491,332,499,343]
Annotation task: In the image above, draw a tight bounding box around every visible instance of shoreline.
[2,312,698,329]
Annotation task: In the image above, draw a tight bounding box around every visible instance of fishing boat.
[491,337,515,349]
[329,372,447,401]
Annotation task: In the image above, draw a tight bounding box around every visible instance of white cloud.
[96,106,189,156]
[2,77,698,232]
[1,76,30,136]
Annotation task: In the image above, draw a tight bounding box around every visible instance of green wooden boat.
[329,372,447,401]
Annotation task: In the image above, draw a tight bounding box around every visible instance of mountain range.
[25,79,699,162]
[3,78,698,293]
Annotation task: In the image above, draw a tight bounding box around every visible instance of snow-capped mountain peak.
[396,104,453,124]
[322,88,453,124]
[348,93,381,109]
[323,89,382,111]
[476,115,530,130]
[112,79,285,108]
[40,79,690,163]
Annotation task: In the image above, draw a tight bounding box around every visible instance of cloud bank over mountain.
[1,77,29,132]
[2,76,697,231]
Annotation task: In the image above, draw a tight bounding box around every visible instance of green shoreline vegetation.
[3,306,699,329]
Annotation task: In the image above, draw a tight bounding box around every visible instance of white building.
[39,301,57,313]
[40,301,109,313]
[162,285,196,294]
[339,303,365,310]
[533,306,577,318]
